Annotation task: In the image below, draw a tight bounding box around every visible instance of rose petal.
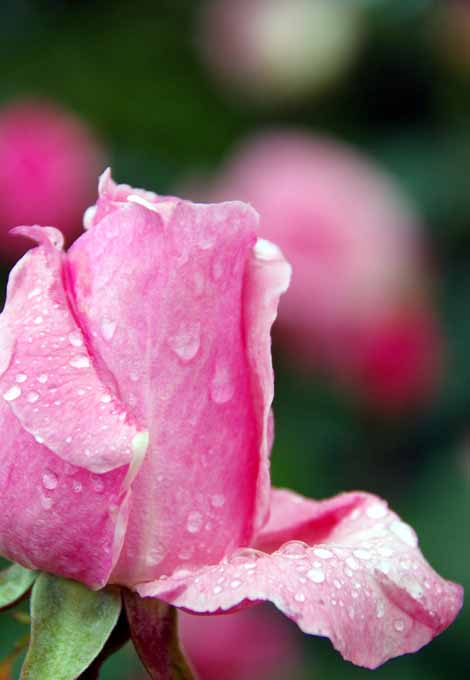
[0,402,129,589]
[69,183,286,585]
[243,239,291,535]
[0,226,144,473]
[136,489,462,669]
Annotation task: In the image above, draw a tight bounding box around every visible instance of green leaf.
[124,591,194,680]
[0,564,37,612]
[20,573,122,680]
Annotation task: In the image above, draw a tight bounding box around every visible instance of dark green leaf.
[20,573,122,680]
[0,564,37,612]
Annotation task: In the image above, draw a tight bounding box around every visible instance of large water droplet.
[390,521,417,547]
[3,385,21,401]
[168,323,201,362]
[16,373,27,383]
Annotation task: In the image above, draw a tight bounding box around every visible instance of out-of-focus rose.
[0,99,103,262]
[0,172,461,669]
[179,607,302,680]
[199,0,362,105]
[204,131,441,410]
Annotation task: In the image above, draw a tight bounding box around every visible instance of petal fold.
[0,227,143,473]
[0,403,129,589]
[135,489,462,669]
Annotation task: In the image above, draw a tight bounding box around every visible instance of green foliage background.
[0,1,468,678]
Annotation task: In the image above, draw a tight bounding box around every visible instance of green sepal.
[20,573,122,680]
[0,563,37,612]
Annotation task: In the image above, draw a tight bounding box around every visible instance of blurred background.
[0,0,469,678]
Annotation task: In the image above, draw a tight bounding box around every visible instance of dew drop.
[307,567,325,584]
[101,394,112,404]
[26,391,39,404]
[294,592,306,602]
[346,556,359,571]
[213,585,222,595]
[393,619,405,632]
[33,316,43,325]
[210,494,225,508]
[279,541,309,559]
[314,548,333,559]
[101,319,117,341]
[168,322,201,362]
[28,288,41,299]
[230,579,242,589]
[37,374,48,384]
[353,549,372,560]
[69,356,90,369]
[187,511,203,534]
[366,502,387,519]
[72,480,82,494]
[16,373,27,383]
[210,363,235,404]
[390,521,417,547]
[42,471,58,490]
[68,331,83,348]
[40,495,54,510]
[3,385,21,401]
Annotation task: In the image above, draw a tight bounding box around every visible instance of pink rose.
[0,98,103,262]
[0,172,461,669]
[199,0,362,105]
[206,131,441,410]
[179,606,302,680]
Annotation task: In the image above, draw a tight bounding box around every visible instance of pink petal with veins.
[136,489,462,669]
[0,226,143,473]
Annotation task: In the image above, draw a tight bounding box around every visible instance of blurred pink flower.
[205,131,441,410]
[0,172,461,669]
[179,607,302,680]
[199,0,362,105]
[0,99,104,262]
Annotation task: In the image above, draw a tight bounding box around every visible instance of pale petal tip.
[98,166,114,197]
[10,225,64,251]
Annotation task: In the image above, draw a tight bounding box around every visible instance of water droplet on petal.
[210,494,225,508]
[280,541,309,559]
[68,330,83,348]
[28,288,41,299]
[393,619,405,632]
[101,319,117,341]
[313,548,333,559]
[210,363,235,404]
[72,480,82,494]
[69,356,90,369]
[366,502,387,519]
[294,592,306,602]
[3,385,21,401]
[187,511,203,534]
[390,521,417,547]
[101,394,112,404]
[16,373,27,383]
[37,374,48,384]
[33,316,43,325]
[42,471,58,490]
[307,566,325,584]
[168,322,201,362]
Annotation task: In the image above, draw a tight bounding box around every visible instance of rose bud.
[0,171,461,668]
[0,98,104,263]
[205,131,441,411]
